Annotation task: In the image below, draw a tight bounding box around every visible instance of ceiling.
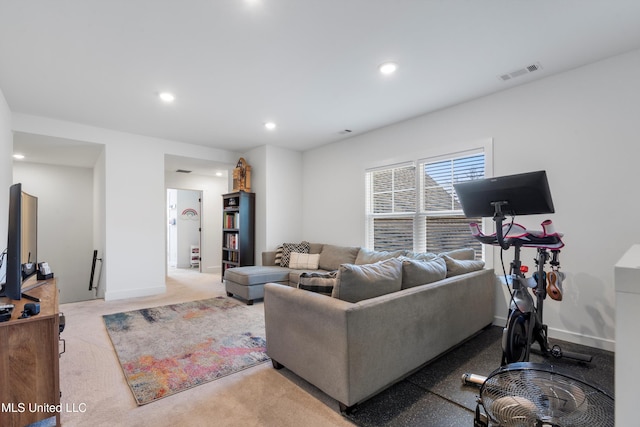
[3,1,640,164]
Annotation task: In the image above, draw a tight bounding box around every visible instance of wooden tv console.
[0,277,60,427]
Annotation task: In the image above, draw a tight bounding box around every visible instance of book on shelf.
[225,233,239,250]
[224,212,240,229]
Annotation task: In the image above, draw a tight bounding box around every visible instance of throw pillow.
[438,248,475,261]
[355,248,407,265]
[318,245,360,271]
[280,241,311,268]
[400,257,447,289]
[404,251,438,261]
[298,271,337,296]
[274,245,283,266]
[332,258,403,303]
[442,254,485,277]
[289,252,320,270]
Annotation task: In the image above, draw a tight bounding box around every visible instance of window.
[366,150,486,259]
[366,163,416,251]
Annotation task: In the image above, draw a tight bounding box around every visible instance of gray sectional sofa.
[224,242,497,412]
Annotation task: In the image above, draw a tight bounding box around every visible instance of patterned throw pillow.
[280,241,310,267]
[298,271,337,296]
[274,245,283,266]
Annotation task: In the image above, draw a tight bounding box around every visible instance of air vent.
[499,62,542,81]
[176,169,192,173]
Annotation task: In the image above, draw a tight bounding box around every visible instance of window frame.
[365,139,493,264]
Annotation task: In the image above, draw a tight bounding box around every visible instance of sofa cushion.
[442,254,485,277]
[318,244,360,271]
[280,241,311,267]
[224,266,290,285]
[439,248,475,261]
[404,251,438,261]
[332,258,403,303]
[309,243,324,254]
[289,252,320,270]
[400,257,447,289]
[298,271,337,296]
[355,248,407,265]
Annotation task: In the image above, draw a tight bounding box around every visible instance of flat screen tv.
[453,170,555,218]
[0,183,38,301]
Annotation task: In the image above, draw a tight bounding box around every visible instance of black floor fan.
[473,362,614,427]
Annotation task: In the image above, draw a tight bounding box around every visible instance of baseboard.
[105,285,166,301]
[493,316,615,352]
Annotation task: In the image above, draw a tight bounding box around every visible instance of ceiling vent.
[175,169,192,173]
[499,62,542,81]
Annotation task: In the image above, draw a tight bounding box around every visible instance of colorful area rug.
[103,297,268,405]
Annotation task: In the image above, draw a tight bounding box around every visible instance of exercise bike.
[471,203,592,365]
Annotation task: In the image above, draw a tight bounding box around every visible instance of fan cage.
[478,362,614,427]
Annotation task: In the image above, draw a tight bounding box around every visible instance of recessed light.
[215,172,223,177]
[264,122,276,130]
[159,92,175,103]
[13,154,25,159]
[379,62,398,75]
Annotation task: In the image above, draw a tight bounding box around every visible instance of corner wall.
[301,48,640,350]
[245,145,303,262]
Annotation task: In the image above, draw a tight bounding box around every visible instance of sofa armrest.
[264,283,353,403]
[262,251,277,266]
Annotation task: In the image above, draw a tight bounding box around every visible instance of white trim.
[364,160,415,173]
[493,315,615,352]
[104,285,166,301]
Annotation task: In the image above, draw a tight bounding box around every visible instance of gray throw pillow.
[401,257,447,289]
[318,245,360,271]
[332,258,403,303]
[442,254,485,277]
[298,271,337,296]
[404,251,438,261]
[355,248,407,265]
[438,248,475,261]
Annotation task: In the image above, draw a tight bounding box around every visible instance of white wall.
[175,190,200,268]
[11,114,240,300]
[13,162,94,303]
[244,145,303,262]
[301,49,640,351]
[0,89,12,251]
[92,149,106,298]
[165,168,229,273]
[165,171,228,273]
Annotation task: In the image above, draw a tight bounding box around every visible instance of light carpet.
[103,296,269,405]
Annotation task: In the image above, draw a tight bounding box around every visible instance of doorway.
[167,189,202,271]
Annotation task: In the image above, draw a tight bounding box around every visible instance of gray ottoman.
[224,266,290,305]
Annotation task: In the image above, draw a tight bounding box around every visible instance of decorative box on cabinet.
[222,191,255,280]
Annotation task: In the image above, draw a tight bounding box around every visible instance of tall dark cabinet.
[222,191,255,280]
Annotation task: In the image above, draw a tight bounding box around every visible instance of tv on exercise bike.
[453,170,555,218]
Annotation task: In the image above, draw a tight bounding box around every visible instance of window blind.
[365,149,486,259]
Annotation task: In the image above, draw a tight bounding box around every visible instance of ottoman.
[224,266,290,305]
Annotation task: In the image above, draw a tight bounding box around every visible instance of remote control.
[0,304,15,311]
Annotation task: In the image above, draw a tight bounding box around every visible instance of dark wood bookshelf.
[221,191,255,281]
